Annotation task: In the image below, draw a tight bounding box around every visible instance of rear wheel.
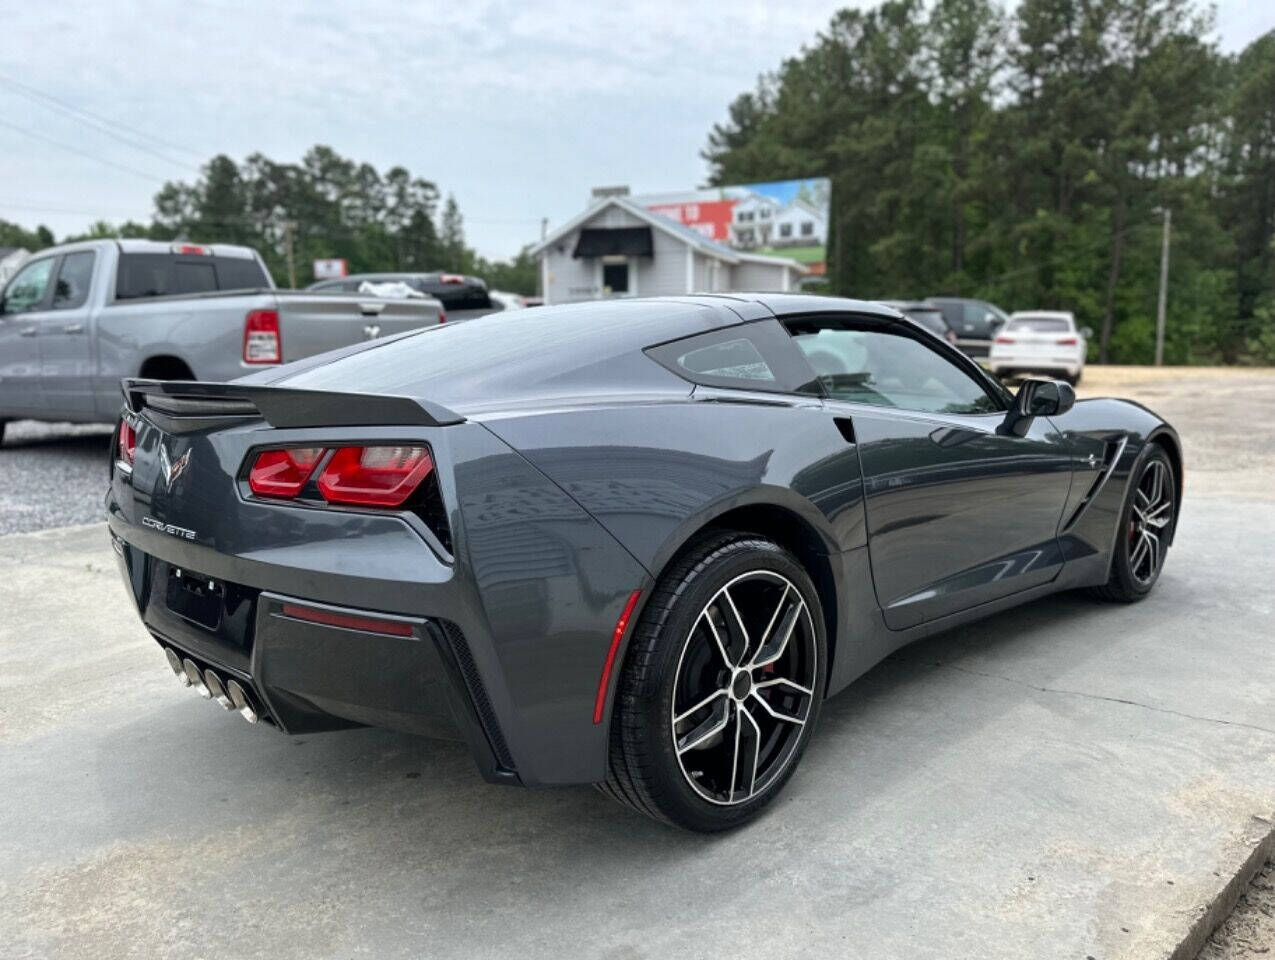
[600,533,825,831]
[1092,445,1176,602]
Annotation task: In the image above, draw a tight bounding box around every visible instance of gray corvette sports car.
[107,294,1181,831]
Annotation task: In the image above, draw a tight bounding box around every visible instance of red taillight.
[117,419,136,465]
[438,311,446,324]
[994,335,1015,344]
[439,273,464,284]
[248,447,324,498]
[593,589,643,724]
[316,445,434,507]
[175,244,208,256]
[1056,336,1079,346]
[243,309,281,364]
[281,602,414,638]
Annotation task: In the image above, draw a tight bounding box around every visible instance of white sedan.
[989,310,1089,385]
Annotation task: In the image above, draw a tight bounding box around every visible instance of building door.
[602,261,629,296]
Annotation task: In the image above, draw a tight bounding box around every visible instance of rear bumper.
[989,359,1083,378]
[110,528,518,784]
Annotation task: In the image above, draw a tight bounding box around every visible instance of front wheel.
[1091,445,1176,602]
[599,533,826,831]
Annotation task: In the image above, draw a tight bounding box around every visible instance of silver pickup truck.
[0,239,442,439]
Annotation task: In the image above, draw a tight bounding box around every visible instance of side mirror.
[1080,326,1094,340]
[1003,378,1075,436]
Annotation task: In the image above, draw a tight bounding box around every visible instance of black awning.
[572,226,654,258]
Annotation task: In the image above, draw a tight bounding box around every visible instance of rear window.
[1007,317,1071,333]
[115,253,269,300]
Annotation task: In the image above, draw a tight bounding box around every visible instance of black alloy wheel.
[600,534,826,832]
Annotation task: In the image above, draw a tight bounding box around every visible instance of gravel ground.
[1200,861,1275,958]
[0,420,113,535]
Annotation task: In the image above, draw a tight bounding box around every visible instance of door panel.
[848,406,1073,629]
[40,251,97,419]
[0,256,56,417]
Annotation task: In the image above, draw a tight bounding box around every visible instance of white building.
[530,196,806,306]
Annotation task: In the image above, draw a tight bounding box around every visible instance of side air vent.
[438,621,516,773]
[1062,436,1127,531]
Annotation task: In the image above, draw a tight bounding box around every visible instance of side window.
[51,252,96,310]
[1,258,55,313]
[786,320,1000,415]
[646,319,817,394]
[677,337,774,382]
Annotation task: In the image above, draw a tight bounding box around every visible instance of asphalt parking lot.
[2,366,1274,959]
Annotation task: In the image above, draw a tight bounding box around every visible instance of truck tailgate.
[274,293,442,361]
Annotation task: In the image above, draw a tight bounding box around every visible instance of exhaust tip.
[204,670,234,711]
[164,647,191,686]
[225,679,259,724]
[182,658,211,699]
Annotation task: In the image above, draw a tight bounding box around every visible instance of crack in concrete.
[907,658,1275,739]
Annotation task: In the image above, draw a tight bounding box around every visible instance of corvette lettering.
[141,516,196,540]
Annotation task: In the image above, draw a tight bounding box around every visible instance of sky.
[2,0,1272,262]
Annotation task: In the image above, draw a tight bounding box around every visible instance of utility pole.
[1154,207,1170,366]
[283,220,298,289]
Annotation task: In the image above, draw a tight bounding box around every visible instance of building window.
[800,221,814,237]
[737,210,754,222]
[602,262,629,294]
[779,222,793,238]
[737,228,754,243]
[759,207,771,219]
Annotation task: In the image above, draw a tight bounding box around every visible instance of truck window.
[2,257,55,313]
[214,257,270,290]
[116,252,271,300]
[173,260,217,294]
[51,252,96,310]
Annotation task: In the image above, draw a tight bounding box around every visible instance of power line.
[0,73,204,166]
[0,117,168,183]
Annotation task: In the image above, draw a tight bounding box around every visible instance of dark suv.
[927,297,1012,359]
[309,271,499,322]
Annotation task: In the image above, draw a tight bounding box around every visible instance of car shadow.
[1,420,113,451]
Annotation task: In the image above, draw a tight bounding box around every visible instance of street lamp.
[1152,206,1171,366]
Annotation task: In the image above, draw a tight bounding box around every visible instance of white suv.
[989,310,1089,385]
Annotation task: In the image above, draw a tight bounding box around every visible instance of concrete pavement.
[2,492,1273,959]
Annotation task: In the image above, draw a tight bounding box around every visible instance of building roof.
[530,196,807,274]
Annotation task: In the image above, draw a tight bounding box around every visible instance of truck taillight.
[243,309,281,364]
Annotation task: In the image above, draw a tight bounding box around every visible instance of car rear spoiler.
[122,379,465,429]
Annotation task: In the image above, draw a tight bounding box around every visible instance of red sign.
[644,200,736,243]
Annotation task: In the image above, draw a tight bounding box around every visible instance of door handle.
[63,323,85,334]
[19,326,36,337]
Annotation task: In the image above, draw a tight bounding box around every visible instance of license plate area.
[157,561,258,653]
[166,566,225,630]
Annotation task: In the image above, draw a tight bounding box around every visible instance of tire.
[600,532,826,832]
[1066,371,1082,386]
[0,420,6,447]
[1091,444,1176,602]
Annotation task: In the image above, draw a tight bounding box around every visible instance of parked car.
[0,240,443,440]
[927,296,1013,358]
[107,293,1181,832]
[989,310,1089,385]
[877,300,958,346]
[489,290,527,311]
[308,271,499,322]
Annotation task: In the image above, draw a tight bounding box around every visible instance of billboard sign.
[633,177,831,275]
[313,258,348,279]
